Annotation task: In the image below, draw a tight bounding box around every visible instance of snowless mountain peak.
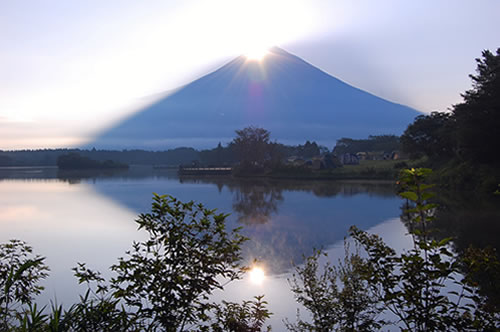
[87,47,420,150]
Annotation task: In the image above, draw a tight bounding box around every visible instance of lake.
[0,166,414,330]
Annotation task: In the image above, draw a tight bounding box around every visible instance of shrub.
[0,240,49,330]
[286,168,500,331]
[0,194,273,331]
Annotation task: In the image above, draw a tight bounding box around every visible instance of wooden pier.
[178,167,232,175]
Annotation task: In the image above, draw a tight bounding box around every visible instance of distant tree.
[333,135,400,155]
[232,127,271,167]
[296,141,320,159]
[268,142,286,168]
[319,145,330,155]
[215,142,223,165]
[0,155,13,166]
[400,112,455,159]
[199,143,236,166]
[57,153,128,170]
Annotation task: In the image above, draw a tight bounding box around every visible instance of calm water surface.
[0,166,413,330]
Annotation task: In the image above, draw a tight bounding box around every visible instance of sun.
[249,266,266,284]
[245,47,269,61]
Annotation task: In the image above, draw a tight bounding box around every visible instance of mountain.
[87,47,420,150]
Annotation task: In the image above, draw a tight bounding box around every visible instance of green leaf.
[399,191,418,201]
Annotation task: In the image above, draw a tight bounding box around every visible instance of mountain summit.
[88,47,420,149]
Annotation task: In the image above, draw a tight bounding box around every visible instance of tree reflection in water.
[232,182,284,225]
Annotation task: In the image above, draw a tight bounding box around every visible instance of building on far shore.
[340,153,359,165]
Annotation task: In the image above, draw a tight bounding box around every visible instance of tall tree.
[232,126,271,166]
[453,48,500,164]
[401,48,499,165]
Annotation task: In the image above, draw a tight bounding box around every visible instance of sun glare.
[245,47,269,61]
[249,266,266,285]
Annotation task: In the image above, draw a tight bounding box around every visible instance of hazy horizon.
[1,1,499,149]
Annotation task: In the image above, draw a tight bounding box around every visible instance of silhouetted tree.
[401,48,499,166]
[333,135,401,155]
[232,127,271,167]
[0,155,13,166]
[400,112,455,159]
[453,48,500,164]
[57,153,128,169]
[297,141,320,159]
[199,143,236,166]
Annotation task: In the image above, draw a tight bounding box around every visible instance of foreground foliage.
[0,240,49,330]
[0,194,271,331]
[285,245,382,331]
[207,295,272,332]
[286,168,499,331]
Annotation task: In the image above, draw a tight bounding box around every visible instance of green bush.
[286,168,500,331]
[0,240,49,330]
[0,194,271,332]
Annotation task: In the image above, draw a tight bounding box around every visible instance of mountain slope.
[88,47,420,149]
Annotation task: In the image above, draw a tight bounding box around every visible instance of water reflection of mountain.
[1,167,402,275]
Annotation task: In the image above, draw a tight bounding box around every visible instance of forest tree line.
[0,135,401,168]
[2,48,498,191]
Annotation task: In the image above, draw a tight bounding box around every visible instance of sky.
[1,0,499,150]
